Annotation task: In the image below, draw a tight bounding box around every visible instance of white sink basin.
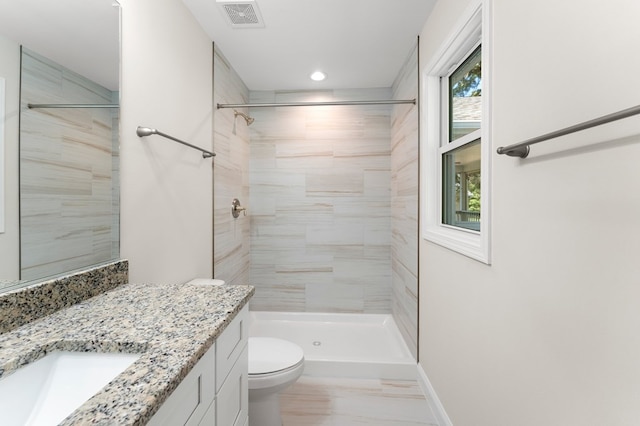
[0,351,141,426]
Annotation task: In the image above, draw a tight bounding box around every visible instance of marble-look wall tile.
[0,260,128,333]
[249,89,392,313]
[19,50,119,281]
[391,45,419,359]
[213,46,251,285]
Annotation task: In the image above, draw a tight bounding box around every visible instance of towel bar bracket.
[497,104,640,158]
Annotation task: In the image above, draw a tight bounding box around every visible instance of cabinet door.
[199,398,216,426]
[216,306,248,391]
[216,345,248,426]
[147,344,216,426]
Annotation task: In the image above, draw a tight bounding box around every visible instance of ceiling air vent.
[216,0,265,29]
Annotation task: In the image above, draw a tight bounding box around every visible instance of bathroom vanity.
[148,304,249,426]
[0,280,253,425]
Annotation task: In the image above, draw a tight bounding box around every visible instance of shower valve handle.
[231,198,247,218]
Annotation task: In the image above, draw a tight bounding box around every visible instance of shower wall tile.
[213,45,251,286]
[305,282,364,312]
[364,283,394,312]
[249,88,393,313]
[306,169,364,196]
[306,223,365,246]
[252,282,306,311]
[391,45,419,359]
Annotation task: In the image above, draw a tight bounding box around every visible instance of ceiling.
[183,0,437,91]
[0,0,120,91]
[0,0,435,93]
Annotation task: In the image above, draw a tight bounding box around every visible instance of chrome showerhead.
[234,110,254,126]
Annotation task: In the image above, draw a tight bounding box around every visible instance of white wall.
[0,35,20,282]
[419,0,640,425]
[119,0,213,284]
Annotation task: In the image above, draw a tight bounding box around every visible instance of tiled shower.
[213,45,418,358]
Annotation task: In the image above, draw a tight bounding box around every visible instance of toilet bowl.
[248,337,304,426]
[186,279,305,426]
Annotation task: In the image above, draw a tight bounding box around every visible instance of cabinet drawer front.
[148,344,216,426]
[216,345,248,426]
[216,305,248,391]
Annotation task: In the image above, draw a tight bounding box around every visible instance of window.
[442,139,481,231]
[442,45,481,232]
[421,0,491,263]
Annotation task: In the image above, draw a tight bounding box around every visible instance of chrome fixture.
[231,198,247,218]
[136,126,215,158]
[497,104,640,158]
[28,103,119,109]
[234,110,255,126]
[219,99,416,109]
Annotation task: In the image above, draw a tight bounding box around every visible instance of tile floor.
[280,376,439,426]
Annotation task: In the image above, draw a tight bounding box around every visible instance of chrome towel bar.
[497,104,640,158]
[136,126,215,158]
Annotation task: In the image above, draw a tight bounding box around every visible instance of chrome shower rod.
[28,103,120,109]
[217,99,416,109]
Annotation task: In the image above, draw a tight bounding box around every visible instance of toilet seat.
[247,337,305,391]
[248,337,304,375]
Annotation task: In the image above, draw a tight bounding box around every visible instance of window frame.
[420,0,492,263]
[441,138,481,231]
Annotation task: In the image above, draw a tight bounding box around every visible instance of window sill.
[422,224,489,264]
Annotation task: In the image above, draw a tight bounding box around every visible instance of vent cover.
[217,0,265,28]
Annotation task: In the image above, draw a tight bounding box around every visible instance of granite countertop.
[0,281,254,425]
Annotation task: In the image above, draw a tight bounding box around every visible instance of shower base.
[248,311,417,380]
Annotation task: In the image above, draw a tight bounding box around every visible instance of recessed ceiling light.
[310,71,327,81]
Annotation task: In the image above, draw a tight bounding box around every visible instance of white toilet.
[248,337,305,426]
[187,278,305,426]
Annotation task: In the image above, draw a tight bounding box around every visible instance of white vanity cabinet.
[214,303,248,426]
[148,306,249,426]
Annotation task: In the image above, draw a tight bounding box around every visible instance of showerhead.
[234,110,255,126]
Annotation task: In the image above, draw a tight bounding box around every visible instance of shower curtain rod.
[28,103,120,109]
[217,99,416,109]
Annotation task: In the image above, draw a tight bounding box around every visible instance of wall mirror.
[0,0,121,293]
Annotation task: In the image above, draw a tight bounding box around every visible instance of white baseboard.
[417,362,453,426]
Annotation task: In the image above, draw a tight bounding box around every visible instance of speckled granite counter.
[0,260,129,334]
[0,281,254,425]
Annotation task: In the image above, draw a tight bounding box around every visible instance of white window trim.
[420,0,492,264]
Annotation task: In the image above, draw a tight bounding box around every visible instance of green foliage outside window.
[451,46,482,98]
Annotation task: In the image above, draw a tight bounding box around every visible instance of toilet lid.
[248,337,304,375]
